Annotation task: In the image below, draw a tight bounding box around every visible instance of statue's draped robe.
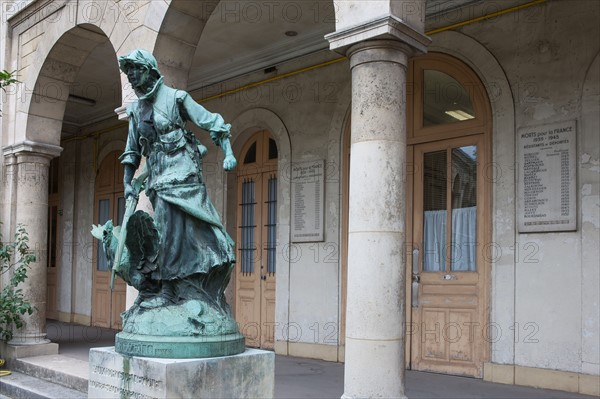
[120,81,235,281]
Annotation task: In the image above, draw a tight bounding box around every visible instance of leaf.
[0,224,36,341]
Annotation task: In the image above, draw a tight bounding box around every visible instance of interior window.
[423,70,475,126]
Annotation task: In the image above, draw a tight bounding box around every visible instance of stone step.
[10,354,88,394]
[0,371,85,399]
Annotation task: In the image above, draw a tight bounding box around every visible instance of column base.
[0,341,58,361]
[8,334,51,346]
[89,346,275,398]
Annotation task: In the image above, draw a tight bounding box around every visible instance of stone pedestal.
[88,347,275,399]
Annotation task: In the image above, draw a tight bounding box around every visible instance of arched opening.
[406,52,492,377]
[28,24,123,326]
[226,108,292,355]
[26,24,121,145]
[234,130,278,349]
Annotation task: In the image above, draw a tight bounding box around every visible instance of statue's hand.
[124,183,138,200]
[223,154,237,171]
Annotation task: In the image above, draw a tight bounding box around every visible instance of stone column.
[4,142,62,346]
[1,154,17,246]
[326,12,429,397]
[343,40,411,399]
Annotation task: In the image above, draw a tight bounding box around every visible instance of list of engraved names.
[291,160,325,242]
[518,120,576,232]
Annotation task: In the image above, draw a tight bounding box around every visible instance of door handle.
[412,249,420,308]
[261,275,267,281]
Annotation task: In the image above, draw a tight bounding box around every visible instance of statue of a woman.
[119,48,237,309]
[92,49,244,357]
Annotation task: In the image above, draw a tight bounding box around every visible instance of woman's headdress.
[118,49,161,79]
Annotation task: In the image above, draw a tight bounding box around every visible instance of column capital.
[3,140,63,162]
[346,40,412,70]
[115,105,130,121]
[325,14,431,56]
[3,152,17,166]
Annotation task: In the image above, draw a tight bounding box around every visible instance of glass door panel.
[423,150,447,272]
[451,146,477,272]
[421,145,478,274]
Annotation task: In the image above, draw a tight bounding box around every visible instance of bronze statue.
[92,49,244,358]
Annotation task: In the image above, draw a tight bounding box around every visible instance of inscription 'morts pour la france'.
[518,120,577,233]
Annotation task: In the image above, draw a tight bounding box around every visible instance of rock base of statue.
[116,298,245,358]
[88,347,275,399]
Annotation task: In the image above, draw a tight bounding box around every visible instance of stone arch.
[23,23,121,147]
[152,0,220,89]
[337,100,352,356]
[580,51,599,168]
[230,108,291,160]
[96,139,126,172]
[579,51,600,372]
[152,0,339,89]
[226,107,291,345]
[7,0,165,145]
[428,30,516,365]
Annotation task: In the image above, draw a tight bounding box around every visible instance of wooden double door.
[92,151,127,329]
[235,131,278,349]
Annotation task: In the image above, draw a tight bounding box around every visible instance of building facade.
[1,0,598,397]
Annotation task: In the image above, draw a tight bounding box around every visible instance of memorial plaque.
[291,160,325,242]
[518,120,577,232]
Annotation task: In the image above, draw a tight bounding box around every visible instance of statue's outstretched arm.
[220,137,237,171]
[179,93,237,171]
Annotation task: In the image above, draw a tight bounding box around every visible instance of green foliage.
[0,224,36,342]
[0,70,19,116]
[0,70,18,91]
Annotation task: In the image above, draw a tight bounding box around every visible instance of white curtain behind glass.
[451,206,476,271]
[423,207,476,272]
[423,210,446,271]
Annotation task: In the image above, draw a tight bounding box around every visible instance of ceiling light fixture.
[445,109,474,121]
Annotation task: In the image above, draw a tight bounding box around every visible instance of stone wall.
[453,0,600,375]
[195,50,351,361]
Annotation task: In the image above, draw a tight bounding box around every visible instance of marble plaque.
[291,160,325,242]
[518,120,577,232]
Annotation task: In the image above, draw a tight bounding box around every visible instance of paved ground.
[43,320,596,399]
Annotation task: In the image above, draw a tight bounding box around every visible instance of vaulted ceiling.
[60,0,490,136]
